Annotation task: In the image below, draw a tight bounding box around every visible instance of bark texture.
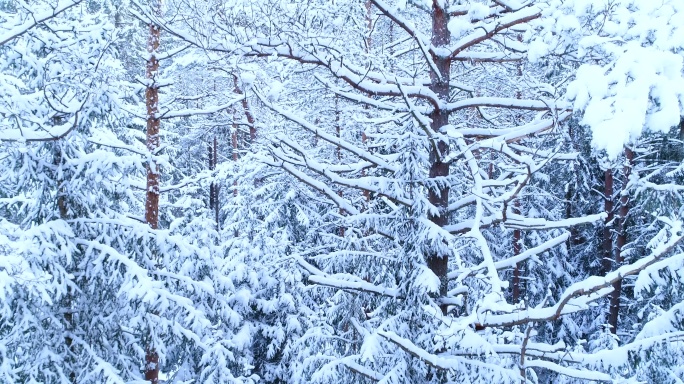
[602,168,614,276]
[209,137,219,230]
[145,22,160,230]
[608,147,633,334]
[427,0,451,314]
[512,201,522,303]
[144,2,161,381]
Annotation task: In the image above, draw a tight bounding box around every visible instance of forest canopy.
[2,0,684,383]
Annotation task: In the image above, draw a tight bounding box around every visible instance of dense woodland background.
[2,0,684,382]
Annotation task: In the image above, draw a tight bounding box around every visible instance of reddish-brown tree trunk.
[229,75,257,237]
[512,201,522,303]
[608,147,633,334]
[680,118,684,159]
[232,126,238,197]
[144,1,161,381]
[335,95,342,162]
[209,137,219,230]
[234,75,256,143]
[602,169,614,276]
[231,77,239,199]
[427,1,451,314]
[145,20,160,231]
[230,75,257,200]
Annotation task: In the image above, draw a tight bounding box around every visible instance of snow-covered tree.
[0,1,266,382]
[3,0,684,383]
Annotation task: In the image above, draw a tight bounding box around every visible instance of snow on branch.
[459,136,508,295]
[274,136,414,207]
[448,232,570,281]
[264,156,360,216]
[342,360,384,381]
[524,360,612,382]
[482,223,684,327]
[369,0,442,80]
[491,0,525,12]
[451,51,524,62]
[529,0,684,158]
[157,95,245,119]
[377,330,521,377]
[448,5,541,60]
[379,329,615,381]
[315,75,408,112]
[443,112,572,164]
[445,97,565,113]
[139,7,444,109]
[297,257,400,298]
[0,102,85,143]
[501,212,607,230]
[0,0,82,46]
[256,91,398,172]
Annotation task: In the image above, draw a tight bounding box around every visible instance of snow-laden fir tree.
[0,1,270,382]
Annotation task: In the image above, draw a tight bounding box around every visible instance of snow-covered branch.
[0,0,82,46]
[482,224,684,326]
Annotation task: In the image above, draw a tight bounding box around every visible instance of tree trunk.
[679,118,684,160]
[144,0,161,381]
[335,95,345,237]
[234,75,256,143]
[364,0,372,52]
[427,1,451,315]
[145,27,161,230]
[230,75,256,237]
[230,74,256,201]
[361,0,372,205]
[512,201,522,303]
[209,137,219,230]
[602,168,614,276]
[608,147,633,334]
[232,124,238,197]
[54,146,75,384]
[565,124,581,249]
[512,38,523,304]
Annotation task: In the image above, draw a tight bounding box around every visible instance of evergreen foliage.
[2,0,684,383]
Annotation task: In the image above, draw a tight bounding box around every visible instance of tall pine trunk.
[602,168,614,276]
[427,0,451,315]
[144,0,161,381]
[608,147,633,334]
[680,118,684,159]
[230,74,256,236]
[209,137,218,230]
[512,200,522,303]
